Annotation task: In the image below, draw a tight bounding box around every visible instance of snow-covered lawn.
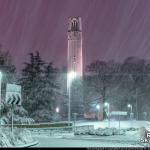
[75,120,150,130]
[31,120,150,147]
[32,135,143,147]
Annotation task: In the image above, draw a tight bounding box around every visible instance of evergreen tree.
[20,51,60,122]
[0,46,30,124]
[41,62,59,111]
[20,51,46,114]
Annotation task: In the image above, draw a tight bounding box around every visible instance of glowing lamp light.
[104,102,109,107]
[0,72,2,79]
[67,71,77,88]
[68,71,77,81]
[56,107,59,113]
[96,104,100,110]
[127,104,131,108]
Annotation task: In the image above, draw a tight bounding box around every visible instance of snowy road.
[31,135,145,147]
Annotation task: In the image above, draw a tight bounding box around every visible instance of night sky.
[0,0,150,71]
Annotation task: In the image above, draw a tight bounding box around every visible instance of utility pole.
[0,72,2,124]
[68,86,71,123]
[11,104,14,139]
[73,113,77,135]
[135,87,138,120]
[67,71,77,124]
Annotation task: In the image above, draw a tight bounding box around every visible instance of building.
[67,17,83,78]
[67,17,83,119]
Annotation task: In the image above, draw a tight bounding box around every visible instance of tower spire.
[68,17,82,32]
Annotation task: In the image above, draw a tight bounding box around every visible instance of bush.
[75,127,126,136]
[0,127,34,147]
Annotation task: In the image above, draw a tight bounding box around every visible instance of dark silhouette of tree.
[121,56,146,119]
[20,51,60,122]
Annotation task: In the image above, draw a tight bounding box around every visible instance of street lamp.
[127,104,133,127]
[127,104,132,112]
[68,71,77,82]
[96,104,100,120]
[0,71,2,121]
[104,102,109,107]
[96,104,100,110]
[67,71,77,122]
[72,113,78,134]
[104,102,110,127]
[127,104,133,117]
[56,107,59,113]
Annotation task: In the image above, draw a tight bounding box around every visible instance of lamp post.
[127,104,132,115]
[67,71,77,122]
[73,113,77,134]
[104,102,110,127]
[127,104,133,127]
[127,104,133,120]
[96,104,100,120]
[0,72,2,121]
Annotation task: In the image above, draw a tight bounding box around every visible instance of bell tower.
[67,17,83,77]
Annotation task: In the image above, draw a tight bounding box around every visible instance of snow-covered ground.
[31,120,150,147]
[75,120,150,130]
[0,127,35,147]
[32,135,143,147]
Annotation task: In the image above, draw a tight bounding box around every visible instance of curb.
[14,140,39,148]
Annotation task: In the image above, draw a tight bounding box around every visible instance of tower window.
[73,56,76,62]
[71,20,79,31]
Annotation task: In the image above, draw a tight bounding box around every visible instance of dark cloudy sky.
[0,0,150,71]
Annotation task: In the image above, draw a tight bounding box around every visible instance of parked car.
[84,112,97,120]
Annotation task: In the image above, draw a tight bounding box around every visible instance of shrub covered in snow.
[124,127,138,131]
[31,109,63,123]
[31,109,53,122]
[1,101,34,125]
[75,128,89,135]
[0,127,34,147]
[88,129,96,135]
[75,127,126,136]
[13,115,35,124]
[0,117,9,125]
[75,125,94,135]
[52,113,62,122]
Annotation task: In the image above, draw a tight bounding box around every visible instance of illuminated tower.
[67,17,83,79]
[67,17,83,120]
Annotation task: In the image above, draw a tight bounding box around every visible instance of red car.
[84,112,97,120]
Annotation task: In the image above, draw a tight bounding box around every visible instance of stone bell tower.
[67,17,83,120]
[67,17,83,78]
